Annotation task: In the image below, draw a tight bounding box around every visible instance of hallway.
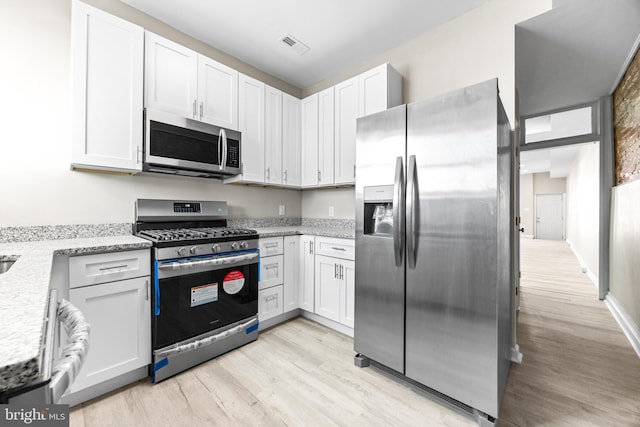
[500,238,640,426]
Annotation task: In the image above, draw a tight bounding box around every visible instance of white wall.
[0,0,302,226]
[566,142,599,282]
[532,173,566,237]
[519,174,534,237]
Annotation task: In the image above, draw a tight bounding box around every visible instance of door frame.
[535,193,564,240]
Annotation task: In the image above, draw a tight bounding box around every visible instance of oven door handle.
[158,252,259,271]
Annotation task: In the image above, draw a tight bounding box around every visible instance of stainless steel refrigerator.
[354,79,513,424]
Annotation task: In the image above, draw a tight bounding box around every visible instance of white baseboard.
[521,234,534,239]
[605,293,640,359]
[300,310,354,337]
[565,239,598,288]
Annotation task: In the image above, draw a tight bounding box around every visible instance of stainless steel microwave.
[143,109,241,179]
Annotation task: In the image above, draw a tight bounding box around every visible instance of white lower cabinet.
[67,275,150,394]
[283,235,299,313]
[258,285,284,322]
[299,235,315,312]
[313,237,355,328]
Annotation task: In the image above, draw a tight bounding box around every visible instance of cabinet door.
[71,2,144,172]
[358,63,389,118]
[318,87,335,186]
[237,74,265,183]
[265,86,283,185]
[145,32,198,119]
[282,94,301,187]
[340,260,355,328]
[68,276,151,393]
[283,235,299,313]
[314,255,340,322]
[334,77,358,185]
[299,235,315,312]
[198,55,238,130]
[301,94,319,187]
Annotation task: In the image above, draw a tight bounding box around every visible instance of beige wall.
[566,143,600,282]
[301,188,354,219]
[0,0,301,226]
[302,0,552,126]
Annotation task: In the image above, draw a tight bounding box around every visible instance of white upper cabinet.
[301,94,319,187]
[334,77,358,185]
[145,32,238,130]
[265,86,283,185]
[358,63,403,118]
[198,56,239,130]
[282,93,301,187]
[318,87,336,186]
[229,73,265,184]
[145,32,197,119]
[71,1,144,173]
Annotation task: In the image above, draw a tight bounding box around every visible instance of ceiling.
[515,0,640,117]
[121,0,488,89]
[520,142,595,177]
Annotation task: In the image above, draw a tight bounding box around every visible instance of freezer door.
[405,80,500,417]
[354,105,406,373]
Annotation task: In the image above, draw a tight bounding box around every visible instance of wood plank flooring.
[70,238,640,426]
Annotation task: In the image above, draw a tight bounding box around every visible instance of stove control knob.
[211,244,221,253]
[177,247,186,256]
[189,246,198,255]
[230,242,240,251]
[240,241,248,249]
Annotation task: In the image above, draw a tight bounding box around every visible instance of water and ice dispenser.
[363,185,394,236]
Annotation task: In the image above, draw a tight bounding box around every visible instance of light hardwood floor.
[70,238,640,426]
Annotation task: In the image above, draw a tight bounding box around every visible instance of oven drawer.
[259,236,283,256]
[314,237,355,261]
[259,254,283,289]
[258,285,283,321]
[69,249,150,288]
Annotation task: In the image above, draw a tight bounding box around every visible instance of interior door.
[536,193,564,240]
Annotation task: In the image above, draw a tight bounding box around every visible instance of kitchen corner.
[0,226,151,399]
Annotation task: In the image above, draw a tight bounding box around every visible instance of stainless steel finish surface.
[354,104,406,373]
[155,239,259,261]
[404,79,509,418]
[392,156,404,266]
[157,250,259,279]
[143,108,241,178]
[0,260,16,274]
[406,154,417,269]
[152,316,258,383]
[135,199,228,223]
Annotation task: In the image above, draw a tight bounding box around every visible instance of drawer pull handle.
[264,243,279,248]
[331,247,346,251]
[265,294,278,302]
[98,264,129,271]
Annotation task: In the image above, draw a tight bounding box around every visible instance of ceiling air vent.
[280,34,310,56]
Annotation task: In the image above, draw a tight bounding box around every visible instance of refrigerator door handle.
[407,154,417,269]
[392,156,405,267]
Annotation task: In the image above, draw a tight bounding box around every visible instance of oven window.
[154,262,258,349]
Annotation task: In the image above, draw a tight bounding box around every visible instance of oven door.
[153,249,258,350]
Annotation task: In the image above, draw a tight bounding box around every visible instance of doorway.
[535,193,563,240]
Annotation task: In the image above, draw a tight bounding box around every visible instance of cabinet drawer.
[258,285,283,322]
[315,237,354,260]
[259,236,284,256]
[69,249,150,288]
[259,254,284,289]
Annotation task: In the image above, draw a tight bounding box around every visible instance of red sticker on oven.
[223,270,245,294]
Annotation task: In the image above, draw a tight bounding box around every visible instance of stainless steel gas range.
[134,199,259,383]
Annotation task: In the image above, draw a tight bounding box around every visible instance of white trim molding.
[605,293,640,359]
[566,239,598,288]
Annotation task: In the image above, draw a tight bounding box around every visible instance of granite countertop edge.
[0,235,151,391]
[252,226,355,239]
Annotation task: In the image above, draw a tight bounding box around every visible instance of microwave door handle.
[220,128,228,170]
[217,131,223,170]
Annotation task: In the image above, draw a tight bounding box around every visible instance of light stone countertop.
[252,226,354,239]
[0,235,151,392]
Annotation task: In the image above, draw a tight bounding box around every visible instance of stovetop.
[137,227,257,243]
